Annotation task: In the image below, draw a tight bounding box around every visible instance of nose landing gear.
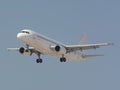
[36,53,43,63]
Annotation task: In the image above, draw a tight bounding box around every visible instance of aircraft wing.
[65,43,113,52]
[7,48,20,51]
[7,47,35,51]
[7,47,41,54]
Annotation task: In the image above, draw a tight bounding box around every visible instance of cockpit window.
[21,31,30,34]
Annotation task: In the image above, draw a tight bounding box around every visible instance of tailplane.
[81,54,104,59]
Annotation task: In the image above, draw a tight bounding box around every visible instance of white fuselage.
[17,30,84,60]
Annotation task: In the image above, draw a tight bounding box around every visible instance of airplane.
[7,29,113,63]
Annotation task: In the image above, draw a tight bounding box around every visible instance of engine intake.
[19,47,32,56]
[50,45,66,54]
[19,47,25,54]
[55,45,60,52]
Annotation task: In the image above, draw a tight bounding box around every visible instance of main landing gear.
[60,57,66,62]
[36,53,43,63]
[60,54,66,62]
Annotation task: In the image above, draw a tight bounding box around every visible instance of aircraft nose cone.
[17,33,21,39]
[17,33,25,40]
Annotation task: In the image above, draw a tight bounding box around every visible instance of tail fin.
[79,33,87,45]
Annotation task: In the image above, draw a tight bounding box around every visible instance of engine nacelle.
[50,45,66,54]
[19,47,32,56]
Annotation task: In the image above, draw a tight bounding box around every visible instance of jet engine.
[50,45,66,54]
[19,47,32,56]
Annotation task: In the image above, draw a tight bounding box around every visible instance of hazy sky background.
[0,0,119,90]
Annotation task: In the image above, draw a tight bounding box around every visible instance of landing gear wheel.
[60,58,63,62]
[60,57,66,62]
[63,58,66,62]
[36,59,43,63]
[36,59,39,63]
[39,59,42,63]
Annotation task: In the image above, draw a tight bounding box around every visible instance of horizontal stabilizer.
[81,54,104,59]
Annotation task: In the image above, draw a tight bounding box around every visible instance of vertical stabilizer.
[79,33,87,45]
